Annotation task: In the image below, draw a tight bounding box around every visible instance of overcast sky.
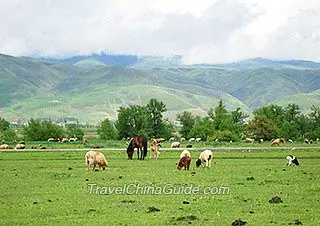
[1,0,320,63]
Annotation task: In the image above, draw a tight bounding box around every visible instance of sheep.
[151,138,165,144]
[171,141,180,148]
[69,137,79,142]
[180,149,191,159]
[61,138,69,143]
[244,138,255,143]
[85,151,108,171]
[271,138,281,146]
[15,143,25,150]
[196,149,213,167]
[0,144,9,149]
[286,155,299,166]
[150,139,160,159]
[177,150,191,170]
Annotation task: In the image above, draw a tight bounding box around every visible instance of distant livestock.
[69,137,79,142]
[286,155,299,166]
[244,138,255,144]
[85,151,108,171]
[186,144,192,148]
[180,138,186,142]
[195,138,201,142]
[15,143,25,150]
[171,142,180,148]
[0,144,9,149]
[61,138,69,143]
[177,150,191,170]
[271,138,285,146]
[196,149,213,167]
[188,138,195,142]
[150,139,160,159]
[169,137,175,141]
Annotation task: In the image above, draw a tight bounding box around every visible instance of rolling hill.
[1,53,319,124]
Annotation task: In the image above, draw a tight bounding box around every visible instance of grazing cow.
[0,144,9,149]
[1,139,5,144]
[188,138,195,142]
[85,151,108,171]
[196,149,213,167]
[169,137,175,141]
[280,137,286,143]
[244,138,255,144]
[19,140,25,145]
[286,155,299,166]
[180,137,186,142]
[288,139,294,143]
[186,144,192,148]
[195,138,201,142]
[177,155,191,170]
[171,141,180,148]
[150,139,160,159]
[258,139,263,144]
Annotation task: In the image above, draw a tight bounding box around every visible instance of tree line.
[0,98,319,141]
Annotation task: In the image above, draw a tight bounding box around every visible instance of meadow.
[0,144,319,225]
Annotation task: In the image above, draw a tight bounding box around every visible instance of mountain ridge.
[1,53,319,124]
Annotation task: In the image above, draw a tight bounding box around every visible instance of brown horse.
[127,136,148,160]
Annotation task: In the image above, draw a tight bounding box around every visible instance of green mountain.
[1,53,319,124]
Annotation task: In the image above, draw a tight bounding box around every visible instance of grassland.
[0,144,319,225]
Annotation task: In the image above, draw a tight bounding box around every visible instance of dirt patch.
[231,219,247,225]
[269,196,283,203]
[146,206,160,213]
[175,215,197,221]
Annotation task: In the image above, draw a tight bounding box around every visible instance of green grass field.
[0,148,319,225]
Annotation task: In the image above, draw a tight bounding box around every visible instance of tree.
[253,104,284,126]
[115,105,149,139]
[208,100,229,131]
[244,115,279,140]
[0,117,10,132]
[189,116,214,141]
[177,111,196,139]
[23,119,65,141]
[98,119,118,140]
[66,124,84,139]
[146,98,167,138]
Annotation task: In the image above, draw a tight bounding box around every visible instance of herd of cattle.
[84,136,301,172]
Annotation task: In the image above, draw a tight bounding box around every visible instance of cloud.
[0,0,319,63]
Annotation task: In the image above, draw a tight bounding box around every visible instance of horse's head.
[127,139,134,160]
